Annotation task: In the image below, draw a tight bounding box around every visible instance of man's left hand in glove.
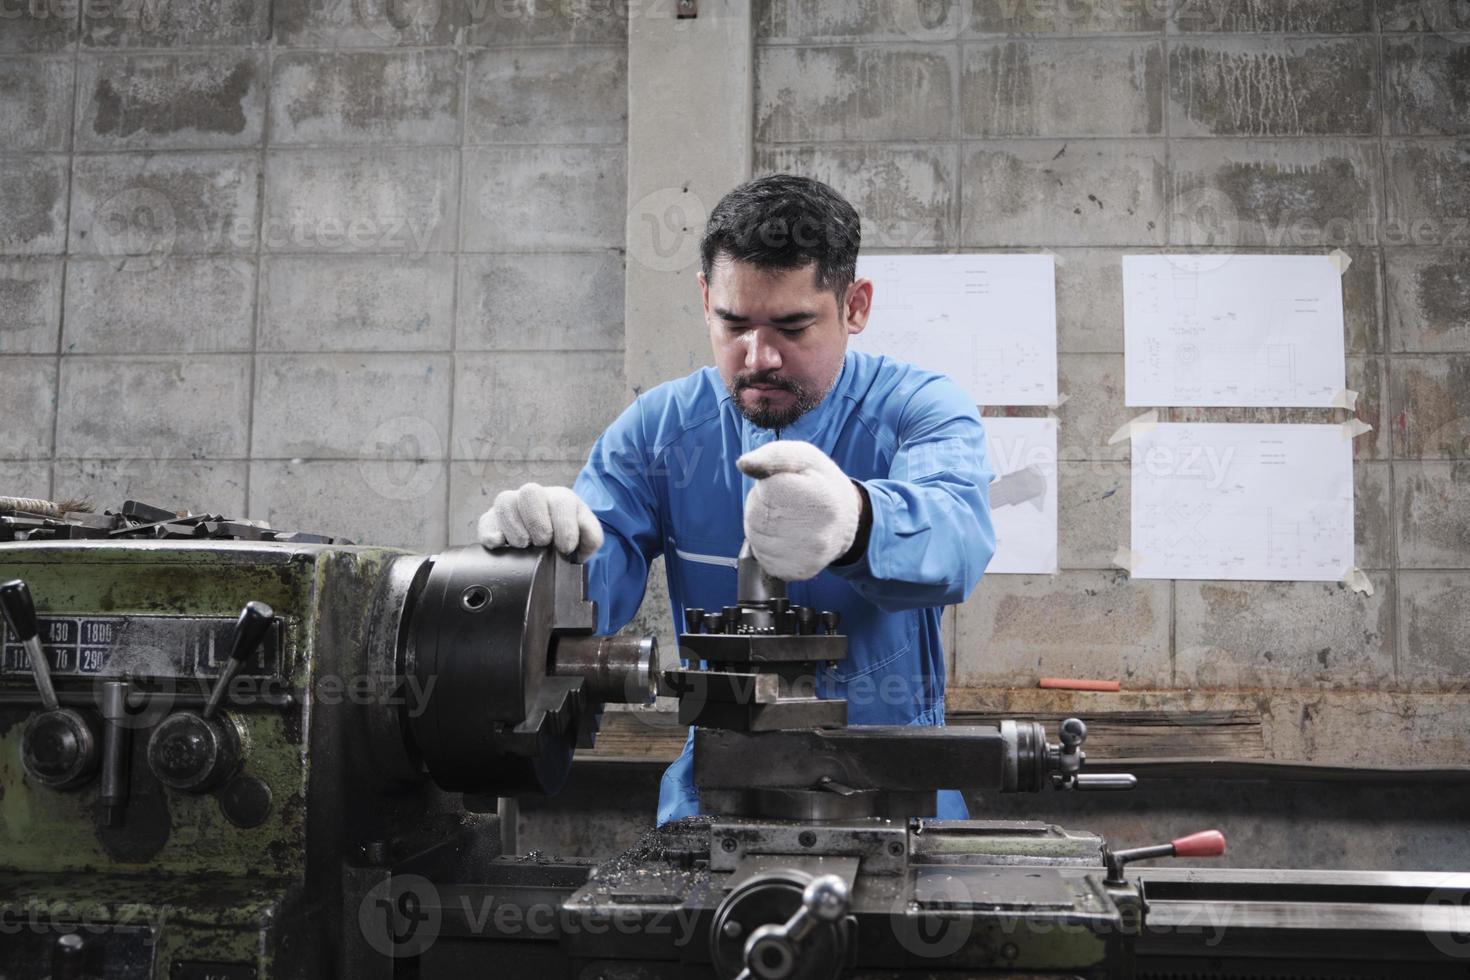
[736,440,871,581]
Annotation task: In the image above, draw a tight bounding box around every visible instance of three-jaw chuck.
[388,546,659,797]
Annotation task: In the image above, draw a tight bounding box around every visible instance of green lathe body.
[0,540,493,979]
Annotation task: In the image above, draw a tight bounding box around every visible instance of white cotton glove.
[477,483,604,562]
[736,441,861,581]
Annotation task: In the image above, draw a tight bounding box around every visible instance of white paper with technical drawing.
[1130,423,1354,581]
[853,253,1056,406]
[1122,255,1346,407]
[982,416,1057,574]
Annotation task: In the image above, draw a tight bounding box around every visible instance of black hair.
[699,174,861,305]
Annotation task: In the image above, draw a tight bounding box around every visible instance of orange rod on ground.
[1038,677,1121,692]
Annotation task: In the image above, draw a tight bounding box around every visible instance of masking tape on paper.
[1341,567,1374,596]
[1107,409,1160,446]
[1112,546,1142,573]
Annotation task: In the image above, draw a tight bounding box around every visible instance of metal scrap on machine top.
[0,496,347,544]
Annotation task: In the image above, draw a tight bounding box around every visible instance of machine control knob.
[28,716,80,774]
[22,709,100,789]
[146,600,267,795]
[800,876,850,923]
[738,875,851,980]
[1045,717,1140,792]
[3,578,105,792]
[147,711,240,793]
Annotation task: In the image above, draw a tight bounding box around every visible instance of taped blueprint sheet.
[1130,423,1354,581]
[854,253,1057,406]
[1122,254,1346,407]
[982,416,1058,574]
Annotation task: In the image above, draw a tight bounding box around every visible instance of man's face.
[700,256,872,429]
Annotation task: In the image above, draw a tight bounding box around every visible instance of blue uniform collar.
[732,349,856,447]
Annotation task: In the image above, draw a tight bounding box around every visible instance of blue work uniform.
[573,349,995,825]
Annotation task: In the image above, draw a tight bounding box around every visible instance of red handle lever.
[1171,830,1226,858]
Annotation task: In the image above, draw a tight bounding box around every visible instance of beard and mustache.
[726,368,823,430]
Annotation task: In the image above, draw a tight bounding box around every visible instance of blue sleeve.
[573,398,664,634]
[829,376,994,611]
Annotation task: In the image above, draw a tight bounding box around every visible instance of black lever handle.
[203,601,273,720]
[0,579,39,642]
[1,578,57,711]
[98,680,131,827]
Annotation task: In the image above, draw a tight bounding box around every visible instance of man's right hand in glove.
[477,483,604,562]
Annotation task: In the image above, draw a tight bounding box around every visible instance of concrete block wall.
[2,0,1467,769]
[752,0,1470,763]
[0,0,629,550]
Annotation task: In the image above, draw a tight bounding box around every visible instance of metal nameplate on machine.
[0,615,284,680]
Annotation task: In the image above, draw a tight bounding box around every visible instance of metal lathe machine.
[0,502,1466,979]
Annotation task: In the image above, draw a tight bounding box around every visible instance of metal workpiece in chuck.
[401,546,657,797]
[551,633,658,704]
